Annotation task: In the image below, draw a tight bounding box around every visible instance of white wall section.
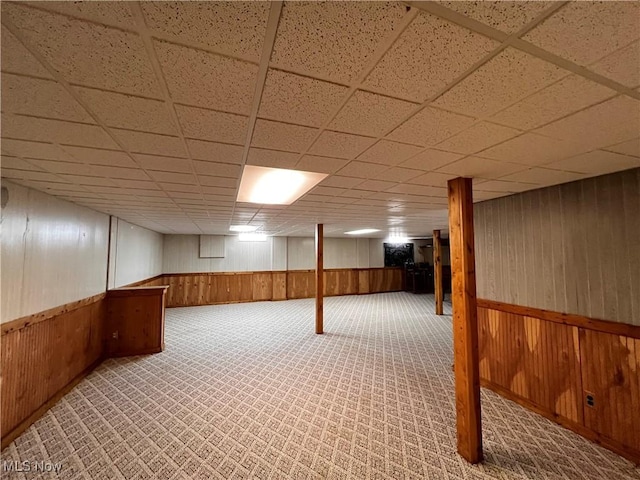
[110,217,163,288]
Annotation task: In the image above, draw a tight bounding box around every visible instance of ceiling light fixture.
[237,165,328,205]
[345,228,380,235]
[229,225,259,232]
[238,233,267,242]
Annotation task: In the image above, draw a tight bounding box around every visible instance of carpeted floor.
[2,292,639,479]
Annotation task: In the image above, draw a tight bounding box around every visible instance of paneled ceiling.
[1,1,639,237]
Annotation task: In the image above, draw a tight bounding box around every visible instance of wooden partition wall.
[478,299,640,463]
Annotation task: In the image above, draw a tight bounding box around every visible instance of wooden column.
[448,177,483,464]
[433,229,444,315]
[315,223,324,334]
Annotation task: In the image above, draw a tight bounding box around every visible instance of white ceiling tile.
[320,176,364,189]
[27,1,136,29]
[201,186,235,197]
[75,87,177,135]
[29,160,150,180]
[603,138,640,158]
[2,114,119,149]
[176,105,247,145]
[60,145,137,168]
[436,122,521,154]
[155,40,258,115]
[0,155,43,171]
[473,179,536,193]
[296,155,348,174]
[309,131,376,159]
[112,129,186,157]
[111,179,161,190]
[371,167,423,183]
[544,150,640,175]
[499,167,587,186]
[259,69,348,127]
[356,140,423,166]
[336,161,389,179]
[1,139,71,162]
[523,1,640,66]
[353,179,396,192]
[363,12,499,102]
[148,171,197,185]
[2,74,93,123]
[534,96,640,151]
[437,156,526,179]
[271,2,407,83]
[246,148,300,169]
[588,40,640,88]
[399,149,462,171]
[186,140,244,164]
[329,90,418,137]
[438,1,552,34]
[3,4,160,96]
[407,172,457,187]
[387,106,476,147]
[251,119,317,153]
[2,169,66,183]
[132,154,193,173]
[387,183,448,197]
[490,74,616,131]
[141,1,269,61]
[1,29,52,79]
[432,48,566,118]
[193,161,241,178]
[56,175,118,187]
[198,175,238,188]
[478,133,589,166]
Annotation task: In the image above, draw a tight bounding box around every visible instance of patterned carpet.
[2,292,639,479]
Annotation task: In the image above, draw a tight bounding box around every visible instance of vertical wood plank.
[448,177,482,464]
[316,224,324,335]
[433,229,444,315]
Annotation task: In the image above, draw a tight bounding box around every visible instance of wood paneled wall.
[478,299,640,463]
[161,268,403,307]
[474,168,640,326]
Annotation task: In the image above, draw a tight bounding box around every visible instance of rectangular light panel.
[237,165,328,205]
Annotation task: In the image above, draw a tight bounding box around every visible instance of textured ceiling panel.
[60,146,137,168]
[271,1,407,83]
[438,1,552,33]
[132,154,193,174]
[26,1,136,29]
[112,130,186,157]
[437,156,526,179]
[3,3,160,96]
[363,12,499,102]
[604,138,640,158]
[499,167,586,187]
[436,122,521,154]
[588,40,640,89]
[329,90,418,137]
[141,1,269,61]
[399,149,462,172]
[356,140,423,166]
[259,69,348,127]
[1,139,73,162]
[309,131,376,160]
[1,29,52,78]
[185,140,244,165]
[432,48,566,118]
[251,119,317,153]
[175,105,248,145]
[545,150,640,175]
[296,155,349,174]
[478,133,589,166]
[490,75,616,131]
[246,148,300,169]
[387,106,476,147]
[523,1,640,66]
[371,167,422,183]
[155,41,258,115]
[193,161,241,178]
[407,171,456,187]
[336,161,388,179]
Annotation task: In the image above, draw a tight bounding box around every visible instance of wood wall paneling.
[272,272,287,300]
[358,270,370,294]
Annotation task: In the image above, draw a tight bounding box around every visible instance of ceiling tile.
[523,1,640,66]
[29,160,150,180]
[246,148,300,169]
[56,175,118,187]
[1,139,71,162]
[387,183,448,197]
[176,105,247,145]
[436,122,521,154]
[148,171,197,185]
[336,161,388,179]
[193,161,241,178]
[603,138,640,158]
[2,169,67,183]
[270,2,407,83]
[544,150,640,175]
[432,48,566,118]
[3,4,160,96]
[60,145,137,168]
[407,172,457,187]
[356,140,423,166]
[112,129,186,157]
[186,140,244,164]
[588,40,640,88]
[259,69,348,127]
[473,179,536,193]
[499,167,587,186]
[251,119,317,153]
[0,155,43,171]
[490,74,616,131]
[296,155,348,174]
[329,90,418,137]
[363,12,498,102]
[111,179,161,191]
[534,96,640,151]
[320,176,364,188]
[387,106,476,147]
[141,1,269,61]
[1,29,52,79]
[155,40,258,115]
[27,1,136,29]
[2,114,119,149]
[353,179,395,192]
[75,87,177,135]
[371,167,423,183]
[309,131,376,159]
[198,175,238,188]
[437,156,526,179]
[2,74,92,123]
[399,149,462,171]
[478,133,588,166]
[132,154,193,173]
[438,1,552,34]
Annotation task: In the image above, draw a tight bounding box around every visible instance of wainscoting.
[478,299,640,463]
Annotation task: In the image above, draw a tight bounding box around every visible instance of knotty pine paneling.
[369,267,404,293]
[286,270,315,300]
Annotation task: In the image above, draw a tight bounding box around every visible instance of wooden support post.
[433,229,444,315]
[315,223,324,334]
[448,177,483,464]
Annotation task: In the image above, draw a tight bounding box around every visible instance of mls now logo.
[3,460,63,473]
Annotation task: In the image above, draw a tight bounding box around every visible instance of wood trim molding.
[1,292,106,336]
[120,274,165,288]
[477,299,640,339]
[108,286,169,297]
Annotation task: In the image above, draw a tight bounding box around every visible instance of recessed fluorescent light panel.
[345,228,380,235]
[238,233,267,242]
[229,225,259,232]
[237,165,328,205]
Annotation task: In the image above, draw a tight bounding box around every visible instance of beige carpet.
[2,292,639,479]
